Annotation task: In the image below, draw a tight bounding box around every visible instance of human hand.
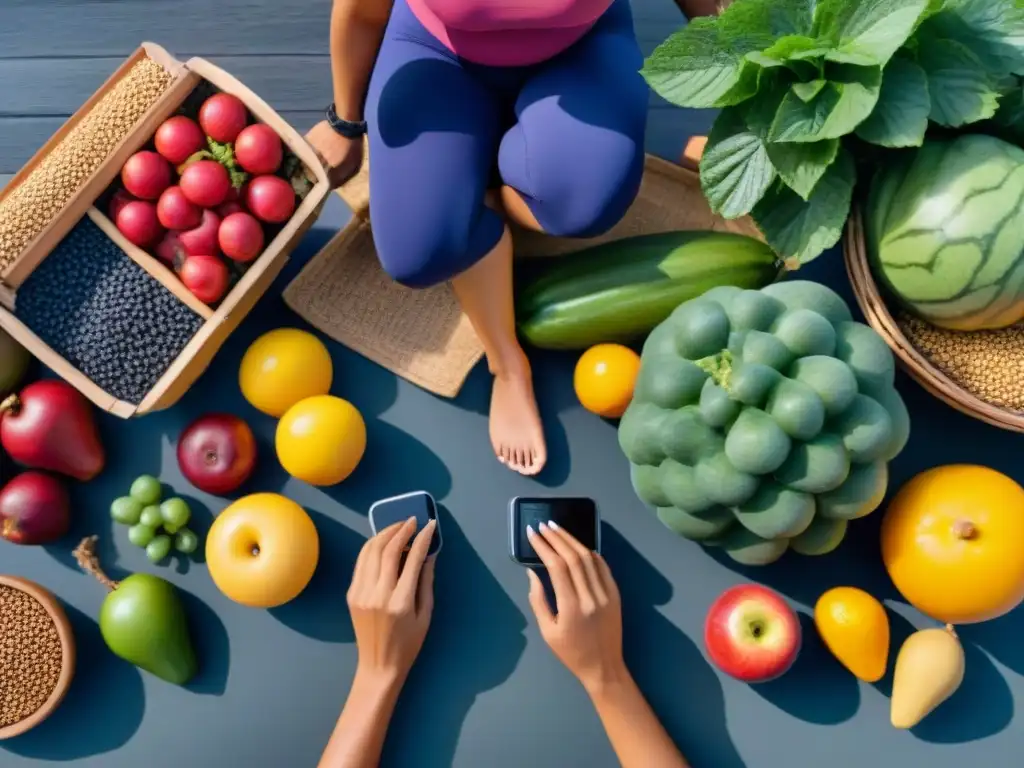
[348,517,437,687]
[525,522,627,693]
[306,120,364,188]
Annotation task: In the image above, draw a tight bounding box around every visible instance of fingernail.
[407,516,417,525]
[547,520,560,530]
[538,522,548,532]
[427,519,437,528]
[526,525,536,538]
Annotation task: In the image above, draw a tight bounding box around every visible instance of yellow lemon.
[239,329,333,417]
[814,587,890,682]
[276,395,366,486]
[573,343,641,419]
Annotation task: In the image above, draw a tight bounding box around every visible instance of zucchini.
[516,231,783,350]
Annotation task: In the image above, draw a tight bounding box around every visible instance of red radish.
[180,255,231,304]
[178,209,222,257]
[108,189,134,221]
[216,200,245,218]
[0,472,70,545]
[157,186,202,230]
[219,212,265,263]
[179,160,231,208]
[155,231,186,269]
[234,124,283,174]
[245,175,296,224]
[121,151,172,200]
[115,200,164,247]
[154,115,206,164]
[199,93,248,143]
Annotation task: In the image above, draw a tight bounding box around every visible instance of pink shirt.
[407,0,614,66]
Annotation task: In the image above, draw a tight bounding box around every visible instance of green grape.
[129,475,162,506]
[174,528,199,555]
[139,505,163,528]
[146,535,172,563]
[160,498,191,529]
[110,497,143,526]
[128,524,156,548]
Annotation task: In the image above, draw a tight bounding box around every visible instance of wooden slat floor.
[0,0,709,177]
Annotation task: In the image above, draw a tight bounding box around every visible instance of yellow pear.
[890,625,965,729]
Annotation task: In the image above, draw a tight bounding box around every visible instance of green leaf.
[855,57,931,147]
[749,35,825,67]
[699,108,777,219]
[752,149,857,265]
[766,139,840,199]
[992,82,1024,144]
[793,79,828,101]
[719,0,818,39]
[642,18,762,108]
[813,0,932,66]
[769,65,882,141]
[917,35,1001,126]
[922,0,1024,76]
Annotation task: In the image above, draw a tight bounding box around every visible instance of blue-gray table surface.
[0,2,1021,767]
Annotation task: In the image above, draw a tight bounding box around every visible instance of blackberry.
[14,217,205,406]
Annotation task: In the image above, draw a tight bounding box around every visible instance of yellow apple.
[206,493,319,608]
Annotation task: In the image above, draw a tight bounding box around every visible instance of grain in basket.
[0,57,174,271]
[0,584,64,730]
[14,217,206,405]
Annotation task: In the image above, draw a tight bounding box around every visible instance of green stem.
[696,349,734,389]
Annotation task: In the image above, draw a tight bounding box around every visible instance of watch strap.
[326,103,367,138]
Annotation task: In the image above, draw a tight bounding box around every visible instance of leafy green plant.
[643,0,1024,266]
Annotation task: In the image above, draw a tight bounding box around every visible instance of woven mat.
[284,151,762,398]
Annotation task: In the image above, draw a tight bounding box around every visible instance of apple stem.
[73,535,121,591]
[0,394,18,415]
[952,519,977,540]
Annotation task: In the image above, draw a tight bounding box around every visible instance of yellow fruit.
[574,343,641,419]
[239,329,333,417]
[276,395,366,486]
[891,626,965,729]
[881,464,1024,624]
[814,587,890,682]
[206,493,320,608]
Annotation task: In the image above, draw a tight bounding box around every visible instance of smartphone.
[368,491,442,556]
[508,496,600,566]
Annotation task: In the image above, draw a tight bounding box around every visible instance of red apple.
[704,584,801,683]
[177,414,257,495]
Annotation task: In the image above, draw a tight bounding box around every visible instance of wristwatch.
[326,103,367,139]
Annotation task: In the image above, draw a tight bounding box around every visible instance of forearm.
[586,667,689,768]
[329,0,392,121]
[317,669,403,768]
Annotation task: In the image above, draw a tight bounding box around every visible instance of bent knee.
[371,202,504,288]
[532,141,645,238]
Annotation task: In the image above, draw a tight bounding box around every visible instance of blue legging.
[365,0,649,287]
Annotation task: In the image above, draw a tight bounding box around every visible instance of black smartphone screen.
[370,492,441,556]
[513,497,598,565]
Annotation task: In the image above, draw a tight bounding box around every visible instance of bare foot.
[490,357,547,476]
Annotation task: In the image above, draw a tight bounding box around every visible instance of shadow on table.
[178,586,231,697]
[602,524,747,768]
[381,504,528,767]
[269,508,366,643]
[0,604,145,762]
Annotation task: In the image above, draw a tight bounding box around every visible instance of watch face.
[370,492,441,556]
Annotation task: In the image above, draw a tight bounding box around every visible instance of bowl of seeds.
[0,575,76,740]
[845,210,1024,432]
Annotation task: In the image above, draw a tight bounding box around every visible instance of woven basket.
[844,208,1024,432]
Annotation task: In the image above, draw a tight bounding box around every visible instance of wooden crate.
[0,42,330,418]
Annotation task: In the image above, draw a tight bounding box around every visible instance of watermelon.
[866,134,1024,331]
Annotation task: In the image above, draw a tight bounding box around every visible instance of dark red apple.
[704,584,801,683]
[0,380,105,482]
[0,471,70,545]
[177,413,257,494]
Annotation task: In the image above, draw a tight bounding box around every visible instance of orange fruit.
[814,587,890,682]
[573,344,641,419]
[881,464,1024,624]
[276,395,367,486]
[239,329,333,417]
